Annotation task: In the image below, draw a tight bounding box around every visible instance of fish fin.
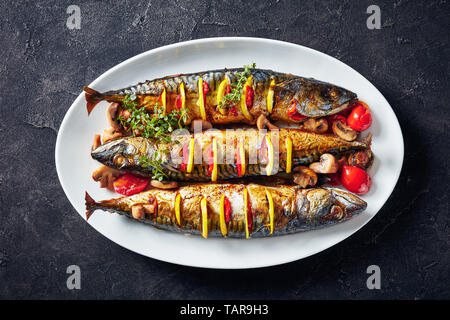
[84,86,104,115]
[85,191,97,220]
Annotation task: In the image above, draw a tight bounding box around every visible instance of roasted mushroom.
[150,180,178,189]
[142,204,156,215]
[107,102,122,131]
[92,165,123,191]
[91,134,101,151]
[309,153,339,174]
[293,166,318,187]
[256,114,279,130]
[102,127,124,143]
[348,151,371,169]
[131,205,145,219]
[302,118,329,133]
[332,120,357,141]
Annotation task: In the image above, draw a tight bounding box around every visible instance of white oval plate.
[55,37,403,269]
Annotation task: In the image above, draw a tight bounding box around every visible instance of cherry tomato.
[327,114,346,126]
[326,114,346,133]
[224,196,232,223]
[340,165,371,195]
[287,100,307,121]
[347,102,372,131]
[245,85,254,108]
[326,173,341,186]
[113,173,149,196]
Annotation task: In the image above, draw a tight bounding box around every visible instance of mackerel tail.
[84,183,367,239]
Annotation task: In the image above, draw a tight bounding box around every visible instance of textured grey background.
[0,0,449,299]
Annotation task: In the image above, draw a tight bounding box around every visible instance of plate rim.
[55,37,404,269]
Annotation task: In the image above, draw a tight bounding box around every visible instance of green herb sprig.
[218,62,256,109]
[139,152,167,181]
[117,94,186,143]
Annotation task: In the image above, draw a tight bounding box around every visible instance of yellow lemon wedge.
[211,137,218,182]
[240,75,253,120]
[285,137,292,174]
[216,78,229,115]
[243,189,250,239]
[186,138,195,173]
[201,197,208,239]
[265,189,274,234]
[266,79,275,113]
[179,82,185,109]
[266,135,274,176]
[161,87,166,115]
[197,78,206,120]
[219,194,227,237]
[174,193,182,226]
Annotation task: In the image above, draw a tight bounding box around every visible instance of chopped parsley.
[218,62,256,109]
[117,94,186,143]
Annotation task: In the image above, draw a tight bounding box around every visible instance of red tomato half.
[246,195,253,233]
[326,173,341,186]
[224,196,232,223]
[287,100,307,121]
[245,85,254,108]
[347,102,372,131]
[113,173,149,196]
[340,165,371,195]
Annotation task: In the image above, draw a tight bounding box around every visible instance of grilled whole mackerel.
[84,68,357,124]
[91,128,371,181]
[85,183,367,238]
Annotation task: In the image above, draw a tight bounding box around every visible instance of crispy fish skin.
[91,128,370,181]
[84,68,357,123]
[85,184,367,238]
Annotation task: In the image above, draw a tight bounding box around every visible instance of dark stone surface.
[0,0,449,299]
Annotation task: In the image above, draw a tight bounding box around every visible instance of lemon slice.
[174,193,182,226]
[201,197,208,239]
[216,78,229,115]
[265,189,274,234]
[219,194,227,237]
[243,189,250,239]
[179,82,185,109]
[285,137,292,174]
[265,135,274,176]
[161,87,167,115]
[186,138,195,173]
[211,137,218,182]
[197,78,206,120]
[266,79,275,113]
[240,75,253,120]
